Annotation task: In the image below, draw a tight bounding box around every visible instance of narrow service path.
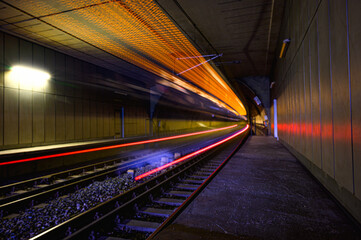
[153,136,361,240]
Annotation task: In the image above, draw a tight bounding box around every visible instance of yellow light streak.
[13,0,246,115]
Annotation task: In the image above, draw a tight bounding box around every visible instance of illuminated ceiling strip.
[0,124,238,166]
[135,124,249,181]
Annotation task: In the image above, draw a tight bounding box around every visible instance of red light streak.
[0,125,238,166]
[135,124,249,181]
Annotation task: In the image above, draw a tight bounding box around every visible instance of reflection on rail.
[135,124,249,180]
[0,124,238,166]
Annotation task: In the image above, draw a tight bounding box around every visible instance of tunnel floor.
[153,136,361,240]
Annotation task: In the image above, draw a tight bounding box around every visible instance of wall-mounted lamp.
[9,65,50,88]
[270,81,275,88]
[254,96,261,106]
[279,39,290,58]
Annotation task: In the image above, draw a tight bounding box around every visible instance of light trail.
[135,124,249,181]
[7,0,246,116]
[0,124,239,166]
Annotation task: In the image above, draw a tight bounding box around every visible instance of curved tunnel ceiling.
[0,0,246,116]
[155,0,285,80]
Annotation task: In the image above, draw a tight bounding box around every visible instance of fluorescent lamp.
[279,39,290,58]
[9,65,50,88]
[254,96,261,105]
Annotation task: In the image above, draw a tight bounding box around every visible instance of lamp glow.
[9,66,50,88]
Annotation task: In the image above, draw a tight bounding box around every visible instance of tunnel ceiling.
[0,0,284,117]
[156,0,285,79]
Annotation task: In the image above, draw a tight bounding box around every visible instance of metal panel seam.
[317,14,323,169]
[345,0,355,194]
[328,0,336,178]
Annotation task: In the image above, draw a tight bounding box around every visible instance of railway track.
[0,126,247,239]
[0,148,175,214]
[29,126,249,240]
[0,124,240,205]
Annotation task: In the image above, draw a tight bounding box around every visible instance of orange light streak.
[11,0,246,115]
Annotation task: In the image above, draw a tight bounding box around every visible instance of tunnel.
[0,0,360,239]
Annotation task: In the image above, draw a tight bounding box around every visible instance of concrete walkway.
[154,136,361,240]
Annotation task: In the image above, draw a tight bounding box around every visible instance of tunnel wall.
[0,31,236,151]
[154,106,233,136]
[0,31,125,150]
[271,0,361,223]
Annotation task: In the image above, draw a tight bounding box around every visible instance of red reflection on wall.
[278,121,343,141]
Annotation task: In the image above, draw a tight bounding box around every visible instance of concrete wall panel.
[292,56,299,151]
[74,99,82,140]
[73,59,82,97]
[82,100,90,139]
[55,96,65,141]
[55,52,65,95]
[349,0,361,198]
[310,19,322,168]
[299,0,308,45]
[289,71,296,147]
[124,107,133,137]
[293,65,298,149]
[19,40,32,90]
[303,37,312,161]
[109,108,115,137]
[73,59,82,81]
[33,45,44,69]
[318,0,334,177]
[65,56,74,97]
[4,88,18,145]
[4,34,19,89]
[285,72,291,146]
[45,94,55,142]
[44,49,56,94]
[33,92,44,143]
[103,105,110,137]
[19,90,32,144]
[291,1,299,50]
[0,87,3,146]
[288,80,292,144]
[308,0,320,20]
[33,44,45,92]
[273,0,361,223]
[329,0,353,192]
[65,97,74,140]
[90,101,97,138]
[114,110,121,137]
[0,32,3,87]
[19,40,31,65]
[299,44,306,154]
[97,102,103,138]
[296,51,303,152]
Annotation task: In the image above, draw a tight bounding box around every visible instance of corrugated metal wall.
[272,0,361,223]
